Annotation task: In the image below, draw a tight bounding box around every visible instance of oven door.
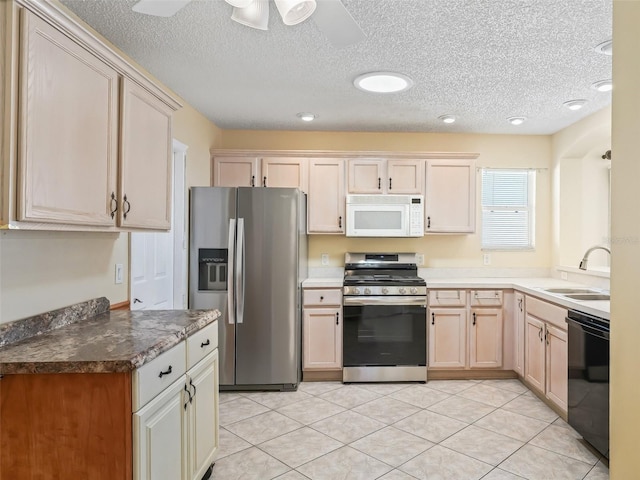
[343,296,427,367]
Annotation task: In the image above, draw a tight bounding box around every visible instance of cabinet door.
[546,325,568,412]
[308,158,345,233]
[347,159,385,193]
[425,160,476,233]
[387,159,424,194]
[186,350,219,480]
[18,11,118,226]
[514,292,525,376]
[428,308,467,368]
[120,78,173,229]
[212,157,259,187]
[133,376,186,480]
[524,314,545,394]
[303,308,342,370]
[261,157,308,192]
[469,308,503,368]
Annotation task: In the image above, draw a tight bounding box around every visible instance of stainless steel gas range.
[342,253,427,383]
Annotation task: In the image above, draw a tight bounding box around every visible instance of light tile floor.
[213,379,609,480]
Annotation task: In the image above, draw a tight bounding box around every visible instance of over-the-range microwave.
[346,194,424,237]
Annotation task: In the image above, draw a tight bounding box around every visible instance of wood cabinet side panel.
[0,372,133,480]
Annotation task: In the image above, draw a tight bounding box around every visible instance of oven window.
[354,210,402,230]
[343,304,426,367]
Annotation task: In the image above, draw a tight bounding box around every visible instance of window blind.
[481,169,535,250]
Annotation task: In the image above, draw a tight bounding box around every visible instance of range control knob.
[410,287,418,294]
[381,287,389,294]
[351,287,360,295]
[364,288,371,295]
[399,288,406,294]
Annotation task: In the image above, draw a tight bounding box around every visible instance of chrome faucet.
[579,246,611,270]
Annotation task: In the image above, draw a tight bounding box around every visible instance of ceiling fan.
[131,0,365,48]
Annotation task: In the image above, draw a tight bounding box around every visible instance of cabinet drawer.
[470,290,503,307]
[303,289,342,306]
[428,290,466,307]
[526,295,568,330]
[133,342,187,411]
[187,321,219,370]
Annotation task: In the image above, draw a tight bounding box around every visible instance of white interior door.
[130,140,188,310]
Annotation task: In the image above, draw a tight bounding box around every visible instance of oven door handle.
[343,296,427,306]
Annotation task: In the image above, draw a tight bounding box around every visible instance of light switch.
[483,253,491,266]
[321,253,329,266]
[416,254,425,266]
[115,264,124,284]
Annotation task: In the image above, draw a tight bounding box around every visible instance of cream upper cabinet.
[308,158,345,234]
[119,78,173,230]
[17,10,118,226]
[261,157,308,192]
[428,308,467,369]
[469,307,503,368]
[425,159,476,233]
[212,157,259,187]
[348,159,424,194]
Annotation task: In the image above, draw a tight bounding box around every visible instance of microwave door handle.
[236,218,245,324]
[227,218,236,324]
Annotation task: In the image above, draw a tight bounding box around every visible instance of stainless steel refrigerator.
[189,187,307,391]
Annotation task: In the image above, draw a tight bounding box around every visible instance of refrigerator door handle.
[227,218,236,324]
[236,218,245,324]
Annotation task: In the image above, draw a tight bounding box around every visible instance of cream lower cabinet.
[428,289,504,370]
[424,159,476,233]
[524,296,568,413]
[134,322,219,480]
[514,292,526,377]
[303,288,342,371]
[307,158,345,234]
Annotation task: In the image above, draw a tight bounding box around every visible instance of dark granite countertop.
[0,298,220,375]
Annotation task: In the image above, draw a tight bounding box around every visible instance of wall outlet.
[321,253,329,266]
[115,263,124,284]
[416,254,425,266]
[561,271,568,281]
[483,253,491,266]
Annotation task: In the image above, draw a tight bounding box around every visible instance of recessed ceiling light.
[438,114,456,124]
[563,99,587,111]
[592,79,613,92]
[297,112,316,122]
[594,40,612,56]
[353,72,414,93]
[507,116,526,126]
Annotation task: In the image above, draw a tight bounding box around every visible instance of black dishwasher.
[567,309,609,458]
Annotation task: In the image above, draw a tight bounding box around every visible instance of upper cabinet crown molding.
[14,0,183,111]
[210,149,479,161]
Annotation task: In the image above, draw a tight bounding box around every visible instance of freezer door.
[235,188,301,386]
[189,187,237,386]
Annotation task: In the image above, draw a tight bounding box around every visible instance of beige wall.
[221,130,552,269]
[610,1,640,477]
[551,107,612,268]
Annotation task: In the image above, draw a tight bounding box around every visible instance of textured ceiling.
[59,0,612,134]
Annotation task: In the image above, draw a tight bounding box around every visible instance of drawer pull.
[158,365,173,378]
[201,339,210,348]
[320,296,324,301]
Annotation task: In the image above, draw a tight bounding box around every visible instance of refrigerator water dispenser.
[198,248,227,291]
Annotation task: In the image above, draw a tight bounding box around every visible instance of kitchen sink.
[544,288,599,294]
[564,294,610,301]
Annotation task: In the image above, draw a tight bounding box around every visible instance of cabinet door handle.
[201,339,210,348]
[545,330,549,345]
[190,378,196,403]
[263,176,267,187]
[431,312,435,325]
[123,194,131,220]
[184,384,191,410]
[427,216,431,229]
[159,365,173,378]
[472,312,476,326]
[389,178,392,190]
[338,216,342,228]
[538,327,543,342]
[109,192,118,219]
[320,296,324,301]
[378,177,381,190]
[133,298,142,304]
[336,312,340,325]
[251,175,255,187]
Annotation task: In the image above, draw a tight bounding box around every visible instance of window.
[481,169,535,250]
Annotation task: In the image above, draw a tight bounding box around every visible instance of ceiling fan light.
[231,0,269,30]
[274,0,317,26]
[224,0,254,8]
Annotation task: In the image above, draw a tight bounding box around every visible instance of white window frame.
[481,168,536,251]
